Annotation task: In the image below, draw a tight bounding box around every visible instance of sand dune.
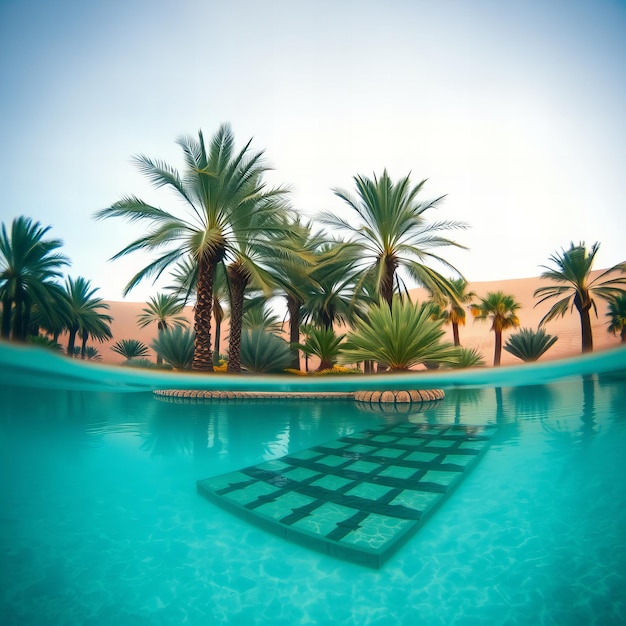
[91,270,623,366]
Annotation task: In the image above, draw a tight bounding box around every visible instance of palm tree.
[504,327,558,362]
[95,123,289,371]
[165,257,230,366]
[111,339,151,361]
[224,200,291,373]
[151,326,195,370]
[321,170,468,308]
[534,242,626,353]
[341,297,459,370]
[297,326,346,371]
[265,217,325,370]
[470,291,521,366]
[606,294,626,343]
[62,276,112,358]
[431,278,475,346]
[242,295,283,333]
[303,240,367,331]
[0,216,69,341]
[137,293,188,364]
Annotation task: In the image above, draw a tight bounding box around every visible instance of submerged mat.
[197,422,496,568]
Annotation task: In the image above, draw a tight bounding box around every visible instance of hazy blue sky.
[1,0,625,301]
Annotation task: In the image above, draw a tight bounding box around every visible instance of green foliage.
[341,298,458,370]
[535,241,626,352]
[122,358,157,369]
[242,296,283,333]
[239,329,292,373]
[297,326,346,371]
[0,216,70,340]
[504,327,558,362]
[82,346,102,361]
[451,347,486,368]
[321,169,467,306]
[606,294,626,341]
[151,326,195,370]
[27,334,62,351]
[111,339,151,360]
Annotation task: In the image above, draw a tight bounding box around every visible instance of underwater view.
[1,345,626,625]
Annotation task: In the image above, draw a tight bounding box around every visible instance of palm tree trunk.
[67,328,78,357]
[578,307,594,353]
[12,291,24,340]
[621,328,626,343]
[226,264,248,374]
[81,332,88,359]
[213,298,223,366]
[452,322,460,346]
[192,257,215,371]
[287,295,301,370]
[1,297,12,338]
[494,330,502,366]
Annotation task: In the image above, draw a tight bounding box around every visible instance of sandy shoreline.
[91,270,622,366]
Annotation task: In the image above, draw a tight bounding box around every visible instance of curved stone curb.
[153,389,355,400]
[354,389,445,405]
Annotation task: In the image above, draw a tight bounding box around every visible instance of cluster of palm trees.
[0,217,113,358]
[2,123,626,371]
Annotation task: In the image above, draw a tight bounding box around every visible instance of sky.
[1,0,625,302]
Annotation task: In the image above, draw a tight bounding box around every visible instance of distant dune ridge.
[96,270,622,366]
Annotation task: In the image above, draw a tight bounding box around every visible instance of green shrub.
[151,326,195,369]
[239,329,292,373]
[504,327,558,362]
[341,298,458,370]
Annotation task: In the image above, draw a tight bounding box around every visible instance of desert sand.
[89,269,623,367]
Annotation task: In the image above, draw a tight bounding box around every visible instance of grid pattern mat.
[197,422,496,568]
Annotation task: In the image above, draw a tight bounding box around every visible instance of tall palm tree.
[0,216,69,341]
[165,257,230,366]
[95,123,289,371]
[62,276,112,358]
[534,242,626,352]
[265,217,324,369]
[470,291,521,366]
[224,198,291,373]
[303,240,367,331]
[606,294,626,343]
[137,293,188,364]
[431,277,476,346]
[321,169,468,308]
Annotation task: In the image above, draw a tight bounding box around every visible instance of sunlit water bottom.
[1,373,625,625]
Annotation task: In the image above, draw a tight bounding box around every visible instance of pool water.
[1,360,626,624]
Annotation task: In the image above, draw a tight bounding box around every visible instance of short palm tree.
[242,295,282,333]
[303,240,367,331]
[96,123,289,371]
[297,326,346,371]
[341,297,458,370]
[504,327,558,362]
[534,242,626,353]
[470,291,521,366]
[137,293,188,364]
[0,216,69,340]
[606,294,626,342]
[321,170,468,308]
[431,277,475,346]
[151,326,195,370]
[111,339,151,361]
[239,329,292,373]
[62,276,112,358]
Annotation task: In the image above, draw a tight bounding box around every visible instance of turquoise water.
[1,344,626,625]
